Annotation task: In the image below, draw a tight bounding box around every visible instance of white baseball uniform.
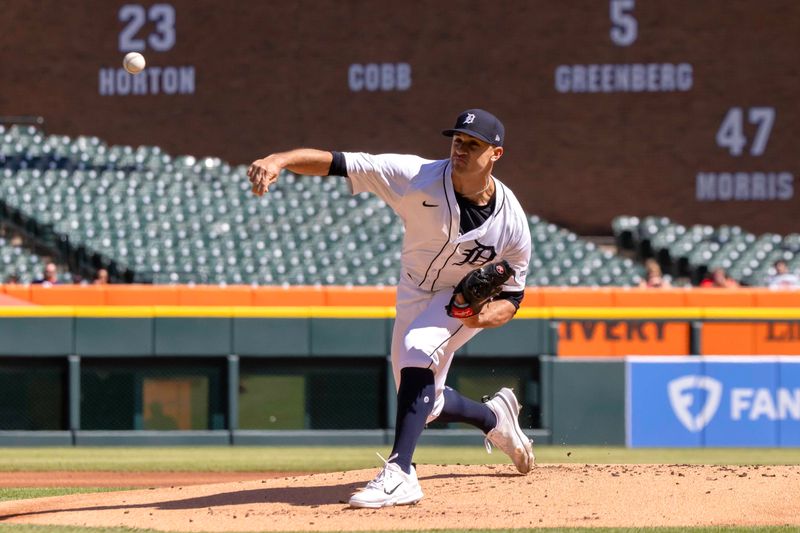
[344,152,531,421]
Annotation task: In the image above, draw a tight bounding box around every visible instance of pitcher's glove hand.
[445,260,514,319]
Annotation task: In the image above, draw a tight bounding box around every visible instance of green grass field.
[0,488,128,503]
[1,446,799,472]
[1,446,799,533]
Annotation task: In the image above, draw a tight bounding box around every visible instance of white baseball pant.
[391,278,482,422]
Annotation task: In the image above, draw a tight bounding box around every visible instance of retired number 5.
[610,0,637,47]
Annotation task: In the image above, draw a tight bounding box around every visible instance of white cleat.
[484,387,535,474]
[349,453,424,509]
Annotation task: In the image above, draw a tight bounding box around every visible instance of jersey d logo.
[463,113,476,125]
[454,239,497,266]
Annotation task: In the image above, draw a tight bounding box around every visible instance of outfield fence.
[0,298,798,446]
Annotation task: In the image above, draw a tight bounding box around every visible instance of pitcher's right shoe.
[484,387,535,474]
[349,453,424,509]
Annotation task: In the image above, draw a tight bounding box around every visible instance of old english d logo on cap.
[443,109,505,147]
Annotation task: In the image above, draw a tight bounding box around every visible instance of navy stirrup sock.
[390,367,435,474]
[436,386,497,434]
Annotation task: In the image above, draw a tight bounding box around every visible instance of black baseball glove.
[445,260,515,319]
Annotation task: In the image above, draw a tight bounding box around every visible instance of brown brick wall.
[2,0,799,234]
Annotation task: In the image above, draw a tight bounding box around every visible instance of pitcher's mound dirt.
[1,464,798,531]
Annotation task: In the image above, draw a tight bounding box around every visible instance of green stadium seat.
[1,128,664,286]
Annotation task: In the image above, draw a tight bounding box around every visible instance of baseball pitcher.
[248,109,534,508]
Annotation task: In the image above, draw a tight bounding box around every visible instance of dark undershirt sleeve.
[496,289,525,310]
[327,151,348,177]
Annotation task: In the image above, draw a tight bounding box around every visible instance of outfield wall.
[3,284,799,356]
[627,357,800,447]
[4,1,800,234]
[0,295,798,446]
[0,308,546,445]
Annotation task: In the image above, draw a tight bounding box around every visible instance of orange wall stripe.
[1,285,798,308]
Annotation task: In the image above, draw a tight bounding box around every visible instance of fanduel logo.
[668,375,723,432]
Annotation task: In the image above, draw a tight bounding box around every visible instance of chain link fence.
[81,358,226,430]
[1,356,537,432]
[0,358,66,430]
[239,358,385,430]
[429,358,540,430]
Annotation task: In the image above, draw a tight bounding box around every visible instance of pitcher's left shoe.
[484,387,535,474]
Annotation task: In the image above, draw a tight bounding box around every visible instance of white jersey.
[768,273,800,289]
[344,152,531,293]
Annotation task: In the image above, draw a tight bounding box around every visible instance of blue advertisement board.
[627,357,800,447]
[779,362,800,446]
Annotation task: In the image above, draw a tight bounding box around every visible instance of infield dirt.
[0,464,798,530]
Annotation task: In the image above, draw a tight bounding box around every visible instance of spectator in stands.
[93,268,109,285]
[768,260,800,289]
[4,273,19,284]
[639,258,671,288]
[700,267,739,288]
[33,262,59,286]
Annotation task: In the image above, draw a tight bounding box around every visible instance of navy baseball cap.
[442,109,505,147]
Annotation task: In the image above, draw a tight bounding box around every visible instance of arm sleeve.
[496,289,525,309]
[327,151,348,177]
[342,152,429,211]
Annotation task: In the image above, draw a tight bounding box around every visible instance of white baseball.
[123,52,146,74]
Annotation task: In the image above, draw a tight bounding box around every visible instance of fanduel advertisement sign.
[626,357,800,447]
